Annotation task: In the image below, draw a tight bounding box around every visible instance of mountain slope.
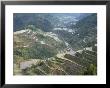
[14,13,59,32]
[13,26,85,75]
[14,25,66,60]
[53,13,97,50]
[13,13,97,75]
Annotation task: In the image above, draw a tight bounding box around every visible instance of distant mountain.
[13,13,91,32]
[53,13,91,20]
[53,13,97,50]
[78,13,92,20]
[14,13,59,32]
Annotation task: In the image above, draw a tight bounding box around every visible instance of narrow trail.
[37,67,47,75]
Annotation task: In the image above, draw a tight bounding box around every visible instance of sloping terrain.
[13,13,97,75]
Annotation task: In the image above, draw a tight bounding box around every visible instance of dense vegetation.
[14,13,58,32]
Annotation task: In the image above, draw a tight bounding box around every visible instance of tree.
[84,64,97,75]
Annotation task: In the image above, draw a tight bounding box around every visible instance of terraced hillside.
[13,13,97,75]
[14,26,97,75]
